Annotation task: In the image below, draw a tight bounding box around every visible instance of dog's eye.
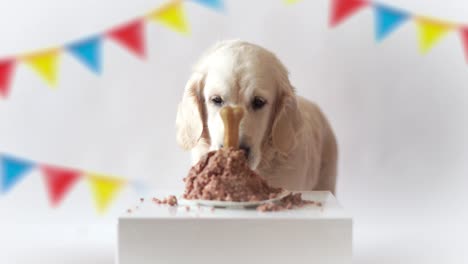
[210,96,224,106]
[252,96,267,110]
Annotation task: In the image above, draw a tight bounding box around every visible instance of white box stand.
[118,191,352,264]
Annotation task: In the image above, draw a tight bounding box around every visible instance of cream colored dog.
[176,40,338,193]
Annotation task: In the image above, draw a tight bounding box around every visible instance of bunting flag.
[147,1,190,34]
[3,0,468,101]
[284,0,302,4]
[461,28,468,63]
[192,0,224,10]
[416,18,453,54]
[325,0,468,63]
[0,60,15,98]
[373,4,408,41]
[87,173,126,213]
[0,152,145,213]
[22,49,61,87]
[1,154,34,192]
[108,20,146,58]
[68,37,102,74]
[329,0,368,27]
[41,165,81,207]
[0,0,223,100]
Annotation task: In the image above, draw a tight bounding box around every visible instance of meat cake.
[183,147,283,202]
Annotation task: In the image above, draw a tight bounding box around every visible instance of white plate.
[178,190,291,209]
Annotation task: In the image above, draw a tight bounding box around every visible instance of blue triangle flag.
[67,37,102,74]
[192,0,224,11]
[1,154,35,192]
[373,4,409,41]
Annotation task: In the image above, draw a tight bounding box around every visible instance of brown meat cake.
[183,147,283,202]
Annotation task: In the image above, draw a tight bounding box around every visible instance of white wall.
[0,0,467,263]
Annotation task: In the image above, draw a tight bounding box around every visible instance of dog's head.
[176,40,302,169]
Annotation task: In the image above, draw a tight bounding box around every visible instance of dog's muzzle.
[219,144,251,159]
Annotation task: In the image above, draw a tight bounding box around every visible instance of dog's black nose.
[240,145,250,158]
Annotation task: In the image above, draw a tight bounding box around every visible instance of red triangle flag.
[330,0,368,27]
[108,20,146,59]
[0,59,15,98]
[41,165,81,207]
[461,28,468,63]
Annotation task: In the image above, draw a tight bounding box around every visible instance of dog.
[176,40,338,193]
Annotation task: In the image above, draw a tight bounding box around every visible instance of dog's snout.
[218,143,250,158]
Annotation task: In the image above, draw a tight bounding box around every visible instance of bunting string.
[0,0,223,99]
[287,0,468,63]
[0,152,146,214]
[2,0,464,100]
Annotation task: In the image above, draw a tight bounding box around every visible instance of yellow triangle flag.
[22,49,61,87]
[284,0,301,4]
[147,1,190,34]
[415,18,453,54]
[87,173,126,213]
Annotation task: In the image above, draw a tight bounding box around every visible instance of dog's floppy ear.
[176,72,206,150]
[271,84,303,155]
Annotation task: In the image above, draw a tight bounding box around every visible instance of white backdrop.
[0,0,467,263]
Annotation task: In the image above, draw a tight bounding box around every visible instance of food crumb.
[165,195,178,206]
[316,202,323,207]
[256,192,315,212]
[185,206,190,212]
[140,198,144,202]
[127,209,132,213]
[256,202,281,212]
[151,195,178,206]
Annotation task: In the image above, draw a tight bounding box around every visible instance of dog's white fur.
[176,40,338,193]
